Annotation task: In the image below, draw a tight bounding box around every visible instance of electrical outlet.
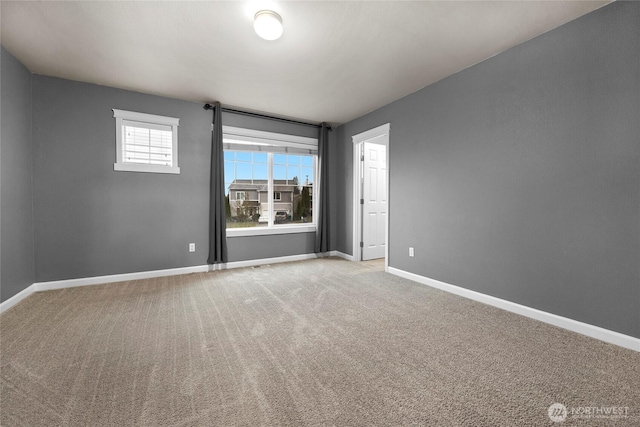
[189,243,195,253]
[409,247,414,257]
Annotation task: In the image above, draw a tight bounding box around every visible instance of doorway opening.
[352,123,390,271]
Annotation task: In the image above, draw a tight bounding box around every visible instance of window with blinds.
[113,109,180,174]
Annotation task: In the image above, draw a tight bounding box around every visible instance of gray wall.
[32,76,320,282]
[1,47,35,302]
[228,232,316,263]
[332,1,639,338]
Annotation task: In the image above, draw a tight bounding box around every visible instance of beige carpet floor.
[1,257,639,426]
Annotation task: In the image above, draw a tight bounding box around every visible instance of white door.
[362,141,387,260]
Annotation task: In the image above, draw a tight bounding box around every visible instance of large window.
[223,126,317,235]
[112,109,180,174]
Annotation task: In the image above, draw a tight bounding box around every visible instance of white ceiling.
[1,1,610,125]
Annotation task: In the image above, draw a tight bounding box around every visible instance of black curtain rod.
[204,103,330,130]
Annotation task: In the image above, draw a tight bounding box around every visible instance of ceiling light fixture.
[254,10,283,41]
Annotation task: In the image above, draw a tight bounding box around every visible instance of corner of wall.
[0,46,36,303]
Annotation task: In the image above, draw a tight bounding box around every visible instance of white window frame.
[235,191,246,201]
[223,126,318,237]
[273,191,282,201]
[113,109,180,174]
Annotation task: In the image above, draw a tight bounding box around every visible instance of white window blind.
[123,121,173,166]
[222,126,317,155]
[113,109,180,174]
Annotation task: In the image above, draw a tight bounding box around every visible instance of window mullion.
[268,153,274,227]
[313,155,318,227]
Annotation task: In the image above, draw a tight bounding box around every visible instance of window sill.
[227,224,316,237]
[114,163,180,174]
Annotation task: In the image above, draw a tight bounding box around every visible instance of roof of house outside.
[228,179,312,192]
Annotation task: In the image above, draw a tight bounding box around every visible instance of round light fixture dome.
[254,10,283,41]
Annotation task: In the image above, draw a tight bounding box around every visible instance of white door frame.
[352,123,390,271]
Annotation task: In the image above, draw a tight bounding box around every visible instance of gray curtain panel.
[208,102,228,264]
[315,123,330,253]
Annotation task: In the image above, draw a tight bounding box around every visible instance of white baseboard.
[0,265,209,313]
[388,267,640,353]
[0,283,38,314]
[211,252,332,271]
[210,251,355,271]
[2,253,348,313]
[35,265,210,292]
[329,250,354,261]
